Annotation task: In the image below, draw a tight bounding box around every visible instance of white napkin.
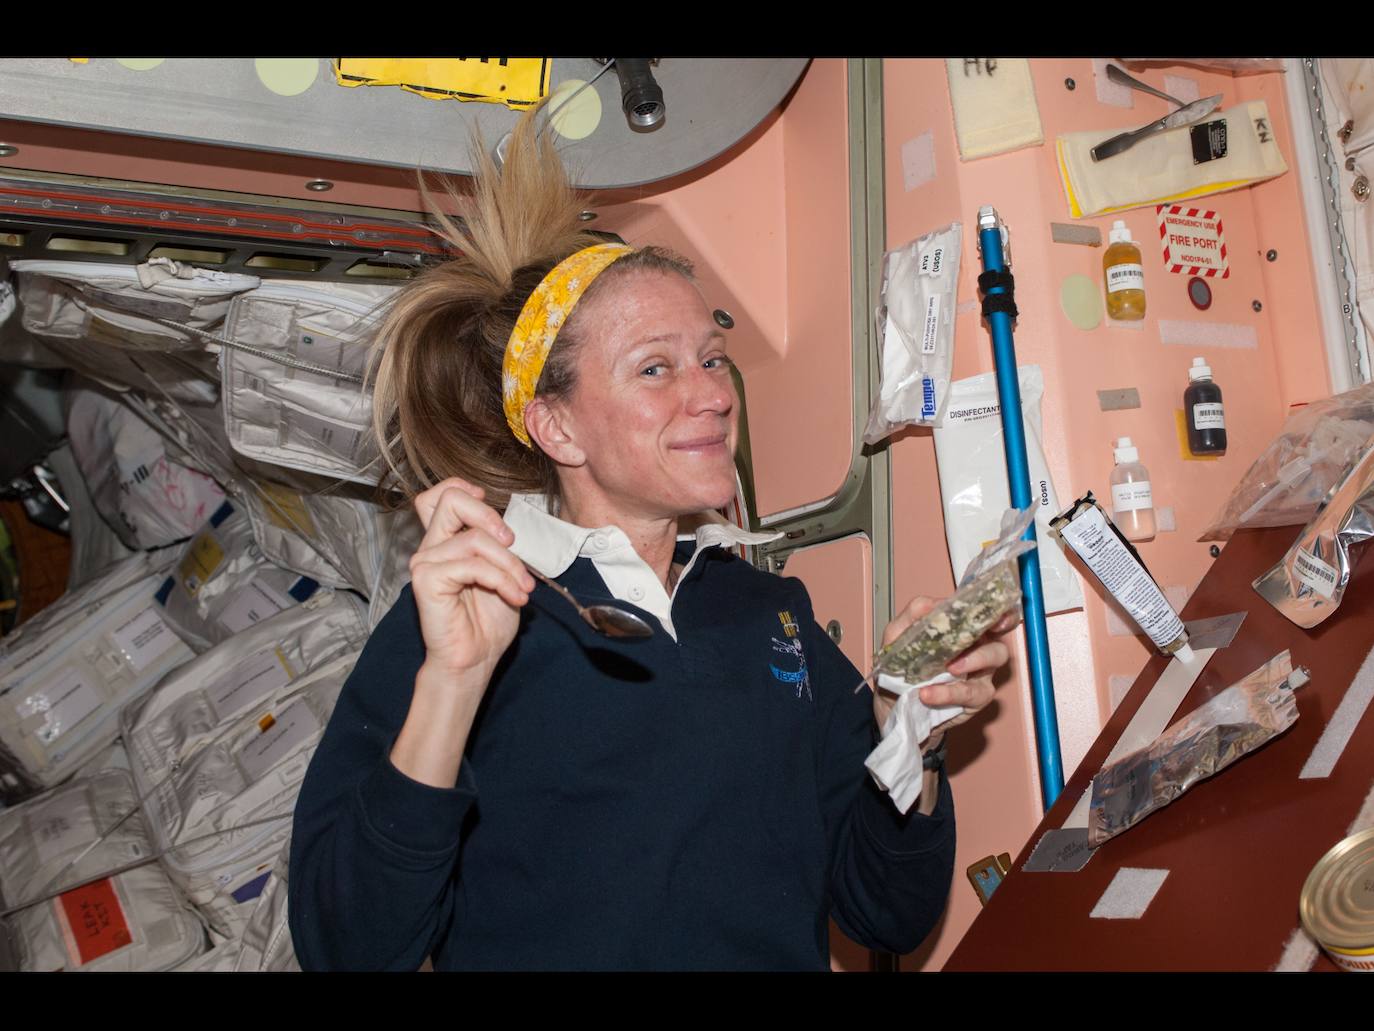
[865,672,964,814]
[944,58,1044,161]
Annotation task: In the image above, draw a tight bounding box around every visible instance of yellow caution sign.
[334,58,550,109]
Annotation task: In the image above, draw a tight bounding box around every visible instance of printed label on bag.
[21,668,103,747]
[1192,402,1226,430]
[206,647,295,722]
[178,530,226,596]
[920,294,942,355]
[237,700,321,782]
[287,410,362,459]
[216,581,294,635]
[1110,481,1154,513]
[1106,263,1144,293]
[920,376,937,420]
[26,787,96,867]
[918,245,945,277]
[114,442,165,495]
[109,605,175,673]
[55,878,133,967]
[1294,549,1339,600]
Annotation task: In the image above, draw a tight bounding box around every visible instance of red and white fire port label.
[1156,204,1230,278]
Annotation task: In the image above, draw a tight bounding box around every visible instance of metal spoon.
[1105,63,1186,108]
[523,562,654,638]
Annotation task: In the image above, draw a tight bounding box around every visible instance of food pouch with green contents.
[868,507,1034,687]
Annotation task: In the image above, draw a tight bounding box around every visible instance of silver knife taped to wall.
[1090,94,1225,162]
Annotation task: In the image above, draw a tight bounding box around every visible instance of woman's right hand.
[409,477,536,682]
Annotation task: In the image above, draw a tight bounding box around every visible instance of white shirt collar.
[503,492,781,642]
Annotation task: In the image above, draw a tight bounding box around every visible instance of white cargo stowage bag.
[0,552,194,803]
[0,755,206,971]
[67,381,227,550]
[9,259,258,400]
[368,507,425,628]
[221,280,396,485]
[43,442,137,590]
[173,835,299,971]
[240,479,392,595]
[122,598,363,942]
[155,499,321,653]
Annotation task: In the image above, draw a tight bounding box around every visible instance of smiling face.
[528,268,739,525]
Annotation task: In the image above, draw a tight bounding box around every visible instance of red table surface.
[944,526,1374,972]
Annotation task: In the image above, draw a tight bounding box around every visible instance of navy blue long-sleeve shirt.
[288,542,955,970]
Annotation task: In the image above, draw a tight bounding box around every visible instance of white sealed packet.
[863,223,962,442]
[933,365,1084,614]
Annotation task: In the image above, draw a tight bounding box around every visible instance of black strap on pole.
[977,269,1019,320]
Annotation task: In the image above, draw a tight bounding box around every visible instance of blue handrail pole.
[976,206,1065,810]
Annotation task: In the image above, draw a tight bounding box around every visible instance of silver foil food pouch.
[1088,651,1307,847]
[1253,441,1374,628]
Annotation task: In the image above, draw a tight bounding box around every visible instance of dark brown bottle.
[1184,356,1227,455]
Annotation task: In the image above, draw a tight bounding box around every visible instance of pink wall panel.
[597,60,855,523]
[881,59,1325,970]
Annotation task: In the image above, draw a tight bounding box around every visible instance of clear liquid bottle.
[1104,220,1146,320]
[1110,436,1156,542]
[1184,356,1227,455]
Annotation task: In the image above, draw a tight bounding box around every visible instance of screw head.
[1266,249,1278,262]
[713,309,735,330]
[305,179,334,192]
[1064,78,1076,91]
[826,620,843,643]
[1209,545,1221,558]
[1354,175,1371,201]
[1252,300,1263,312]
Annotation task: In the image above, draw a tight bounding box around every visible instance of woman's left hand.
[872,596,1018,737]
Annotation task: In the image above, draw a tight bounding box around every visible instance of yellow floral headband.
[502,242,635,447]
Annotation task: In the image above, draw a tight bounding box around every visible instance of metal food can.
[1300,828,1374,972]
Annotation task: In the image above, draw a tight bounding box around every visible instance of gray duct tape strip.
[1183,611,1247,651]
[1023,827,1095,872]
[1051,223,1103,246]
[1097,387,1142,411]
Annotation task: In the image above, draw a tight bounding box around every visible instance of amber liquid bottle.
[1103,220,1146,320]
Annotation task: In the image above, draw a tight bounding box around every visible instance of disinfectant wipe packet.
[934,365,1084,614]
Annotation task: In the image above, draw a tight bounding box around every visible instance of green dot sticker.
[1060,274,1103,331]
[547,79,602,141]
[255,58,320,98]
[115,59,165,72]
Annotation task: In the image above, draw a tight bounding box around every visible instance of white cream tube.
[1053,494,1193,660]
